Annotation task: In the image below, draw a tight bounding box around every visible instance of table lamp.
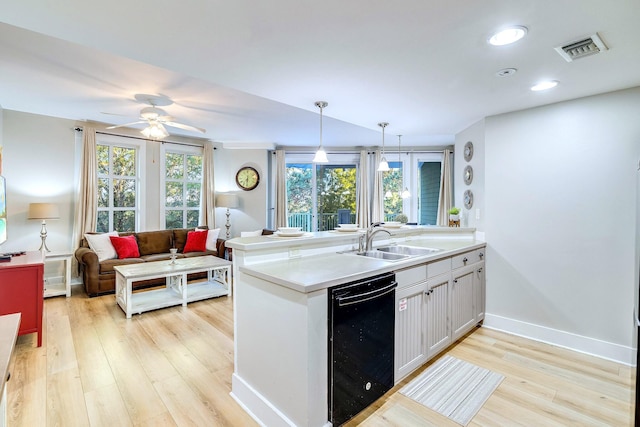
[216,194,239,239]
[28,203,60,251]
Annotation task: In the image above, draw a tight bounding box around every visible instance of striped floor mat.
[399,355,504,426]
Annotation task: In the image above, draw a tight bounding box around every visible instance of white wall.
[1,110,77,253]
[0,110,270,254]
[454,119,485,231]
[214,148,269,237]
[481,87,640,363]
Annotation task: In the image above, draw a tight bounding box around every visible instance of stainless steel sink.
[376,245,441,256]
[354,251,409,261]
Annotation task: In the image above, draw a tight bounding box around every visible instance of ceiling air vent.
[555,33,608,62]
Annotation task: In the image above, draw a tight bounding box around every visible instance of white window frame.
[96,134,146,232]
[283,152,360,231]
[160,143,204,229]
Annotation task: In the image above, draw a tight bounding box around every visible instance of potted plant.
[395,213,408,224]
[448,207,460,222]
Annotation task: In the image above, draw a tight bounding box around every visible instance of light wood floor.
[7,285,634,426]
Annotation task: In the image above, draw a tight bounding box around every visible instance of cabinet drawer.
[451,248,485,269]
[396,265,427,288]
[427,258,451,278]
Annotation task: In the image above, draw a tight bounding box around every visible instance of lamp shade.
[216,194,239,209]
[28,203,60,220]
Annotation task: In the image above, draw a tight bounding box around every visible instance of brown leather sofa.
[75,228,226,297]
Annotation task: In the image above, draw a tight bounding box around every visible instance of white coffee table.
[114,255,232,318]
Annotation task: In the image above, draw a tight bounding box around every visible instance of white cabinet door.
[394,282,427,382]
[475,262,486,322]
[451,264,476,342]
[425,273,451,358]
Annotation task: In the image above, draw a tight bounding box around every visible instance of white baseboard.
[483,313,636,366]
[231,373,297,427]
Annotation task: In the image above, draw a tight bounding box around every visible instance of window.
[383,161,403,221]
[286,154,358,232]
[96,135,144,232]
[161,144,203,229]
[417,160,442,225]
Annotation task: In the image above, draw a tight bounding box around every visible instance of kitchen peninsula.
[227,226,486,427]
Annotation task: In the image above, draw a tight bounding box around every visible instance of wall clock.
[463,141,474,162]
[464,190,474,209]
[463,165,473,185]
[236,166,260,191]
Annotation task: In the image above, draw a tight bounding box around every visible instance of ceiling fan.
[106,94,206,139]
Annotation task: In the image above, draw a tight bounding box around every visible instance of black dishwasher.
[328,272,397,426]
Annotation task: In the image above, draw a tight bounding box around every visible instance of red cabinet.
[0,252,44,347]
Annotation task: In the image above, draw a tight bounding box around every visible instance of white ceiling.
[0,0,639,148]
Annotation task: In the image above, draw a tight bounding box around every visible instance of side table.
[44,252,72,298]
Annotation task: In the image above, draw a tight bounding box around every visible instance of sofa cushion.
[99,257,145,274]
[184,230,208,253]
[195,227,221,251]
[173,228,192,252]
[136,230,174,256]
[85,231,119,261]
[141,253,185,262]
[110,235,140,259]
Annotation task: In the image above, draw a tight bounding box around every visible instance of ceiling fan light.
[141,122,169,139]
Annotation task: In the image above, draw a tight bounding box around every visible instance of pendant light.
[398,134,411,198]
[377,122,389,172]
[312,101,329,163]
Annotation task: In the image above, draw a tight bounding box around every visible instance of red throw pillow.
[109,235,140,259]
[183,230,208,253]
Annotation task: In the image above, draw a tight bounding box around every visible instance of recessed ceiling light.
[531,80,559,91]
[496,68,517,77]
[488,26,528,46]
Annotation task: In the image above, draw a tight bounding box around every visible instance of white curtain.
[356,150,370,228]
[372,150,384,223]
[275,149,287,228]
[71,127,97,277]
[436,149,452,226]
[200,141,216,227]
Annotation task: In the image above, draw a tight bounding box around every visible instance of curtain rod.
[74,127,211,149]
[272,149,451,155]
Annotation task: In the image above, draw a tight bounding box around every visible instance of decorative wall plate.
[464,190,474,209]
[463,141,474,162]
[463,165,473,185]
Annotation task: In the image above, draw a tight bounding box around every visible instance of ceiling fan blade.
[106,121,145,129]
[163,121,206,134]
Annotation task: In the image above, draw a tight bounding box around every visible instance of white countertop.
[226,225,477,252]
[239,238,485,293]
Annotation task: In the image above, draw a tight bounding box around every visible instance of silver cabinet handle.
[479,252,484,258]
[463,257,468,263]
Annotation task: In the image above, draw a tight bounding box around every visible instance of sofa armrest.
[75,246,99,276]
[215,238,227,259]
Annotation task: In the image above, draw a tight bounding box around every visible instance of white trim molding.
[483,313,635,366]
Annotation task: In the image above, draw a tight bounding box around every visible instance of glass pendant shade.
[313,101,329,163]
[377,122,389,172]
[398,134,410,198]
[313,147,328,163]
[377,157,389,172]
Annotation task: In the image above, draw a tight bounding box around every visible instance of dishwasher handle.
[336,282,397,307]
